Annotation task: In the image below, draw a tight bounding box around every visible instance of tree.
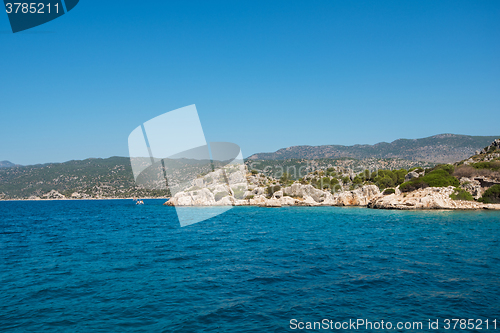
[479,185,500,204]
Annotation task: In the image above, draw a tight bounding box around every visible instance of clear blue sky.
[1,0,499,165]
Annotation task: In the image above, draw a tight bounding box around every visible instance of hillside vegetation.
[0,157,169,200]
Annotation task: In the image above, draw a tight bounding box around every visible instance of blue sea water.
[0,200,499,332]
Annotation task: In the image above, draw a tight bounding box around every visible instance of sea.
[1,200,499,332]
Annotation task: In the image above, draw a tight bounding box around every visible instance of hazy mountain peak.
[0,161,16,168]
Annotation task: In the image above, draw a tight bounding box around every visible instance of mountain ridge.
[248,134,500,163]
[0,161,17,168]
[0,157,168,200]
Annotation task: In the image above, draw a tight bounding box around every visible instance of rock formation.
[42,190,66,200]
[368,186,499,210]
[164,138,500,210]
[166,183,381,207]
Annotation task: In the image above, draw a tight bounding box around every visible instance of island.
[165,139,500,210]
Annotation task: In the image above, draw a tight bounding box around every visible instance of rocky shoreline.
[165,183,500,210]
[165,139,500,211]
[0,196,169,202]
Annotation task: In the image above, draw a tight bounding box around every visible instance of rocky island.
[166,139,500,210]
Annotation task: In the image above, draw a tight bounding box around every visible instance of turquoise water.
[1,200,499,332]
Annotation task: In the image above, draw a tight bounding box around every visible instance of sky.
[1,0,499,165]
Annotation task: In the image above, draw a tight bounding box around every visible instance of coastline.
[2,196,499,211]
[0,197,169,202]
[164,184,500,211]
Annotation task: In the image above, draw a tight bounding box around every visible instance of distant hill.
[247,134,500,163]
[0,157,169,200]
[0,161,16,168]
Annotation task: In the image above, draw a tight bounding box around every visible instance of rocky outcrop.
[476,139,500,155]
[368,186,500,210]
[42,190,66,200]
[165,181,500,210]
[459,177,483,199]
[166,183,380,207]
[465,138,500,164]
[404,171,423,182]
[474,177,500,188]
[335,185,380,206]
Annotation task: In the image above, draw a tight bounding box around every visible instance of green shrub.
[450,188,474,201]
[394,169,407,185]
[330,177,339,185]
[371,169,406,187]
[478,185,500,204]
[472,161,500,171]
[341,176,350,184]
[400,169,459,192]
[266,186,273,195]
[215,192,228,201]
[377,175,395,190]
[233,189,246,199]
[383,188,396,195]
[280,172,292,184]
[251,170,258,175]
[245,194,254,200]
[427,164,455,175]
[266,185,282,195]
[319,177,331,189]
[331,184,342,193]
[353,175,363,185]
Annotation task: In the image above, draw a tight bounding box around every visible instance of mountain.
[0,157,169,200]
[247,134,500,163]
[0,161,16,168]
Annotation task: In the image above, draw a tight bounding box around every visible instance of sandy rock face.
[263,198,282,207]
[301,195,320,206]
[335,185,380,206]
[165,188,216,206]
[166,183,382,207]
[283,184,326,202]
